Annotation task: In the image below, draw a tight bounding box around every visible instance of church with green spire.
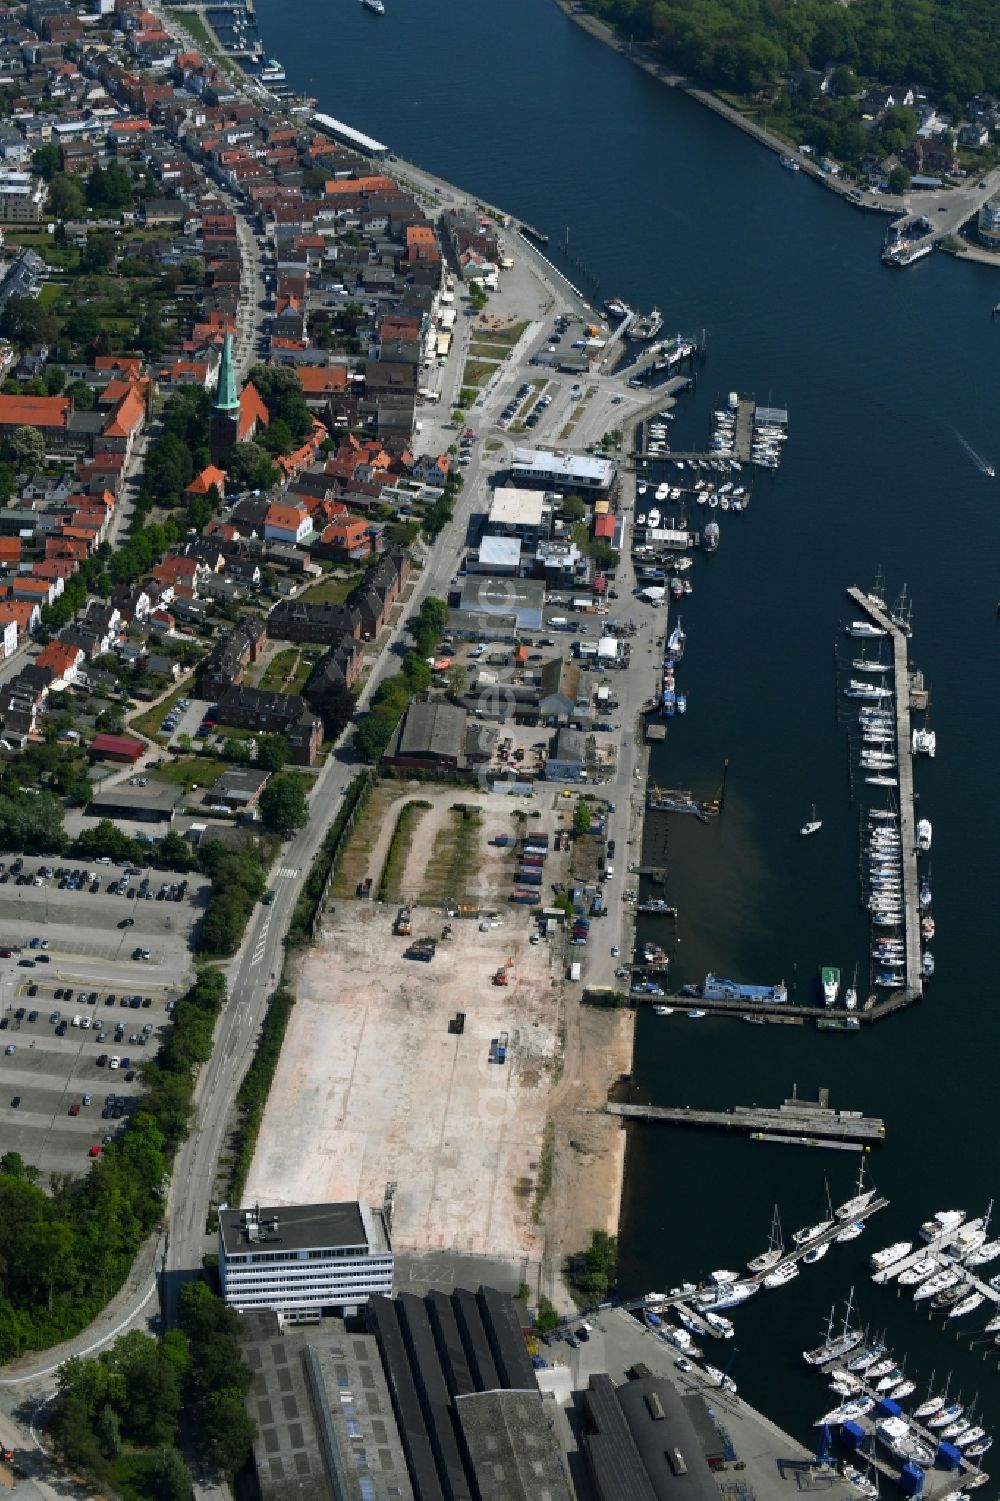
[209,330,241,466]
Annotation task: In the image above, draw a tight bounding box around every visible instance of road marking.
[276,867,299,879]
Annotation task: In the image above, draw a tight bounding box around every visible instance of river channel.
[257,0,1000,1442]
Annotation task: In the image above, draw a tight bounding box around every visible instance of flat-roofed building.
[485,486,550,547]
[457,576,545,632]
[510,447,614,494]
[219,1201,393,1318]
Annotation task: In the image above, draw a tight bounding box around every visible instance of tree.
[257,735,289,772]
[572,803,592,836]
[47,173,85,219]
[259,773,309,834]
[829,65,860,97]
[888,165,912,194]
[560,494,586,522]
[32,142,60,181]
[81,231,116,274]
[245,365,312,443]
[0,790,65,853]
[94,1404,121,1459]
[66,379,96,411]
[6,424,45,471]
[225,442,277,494]
[75,821,141,864]
[156,1447,192,1501]
[402,651,431,692]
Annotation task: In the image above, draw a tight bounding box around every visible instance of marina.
[608,1086,886,1148]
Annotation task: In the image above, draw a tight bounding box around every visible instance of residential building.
[267,598,362,645]
[978,194,1000,248]
[216,684,323,765]
[544,726,587,781]
[218,1201,394,1317]
[485,487,550,549]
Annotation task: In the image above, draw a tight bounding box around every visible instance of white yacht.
[762,1261,799,1289]
[948,1292,985,1319]
[694,1279,759,1312]
[914,1268,962,1302]
[916,818,933,851]
[870,1240,912,1273]
[912,728,937,757]
[836,1221,865,1243]
[897,1255,939,1286]
[919,1209,966,1241]
[747,1206,785,1273]
[876,1416,936,1467]
[803,1241,830,1265]
[848,621,886,637]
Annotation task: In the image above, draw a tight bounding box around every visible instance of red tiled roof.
[0,395,70,428]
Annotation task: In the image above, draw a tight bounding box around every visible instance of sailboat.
[844,964,859,1011]
[837,1161,877,1222]
[748,1205,785,1273]
[800,803,822,836]
[802,1289,862,1365]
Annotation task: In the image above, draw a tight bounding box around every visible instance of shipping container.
[521,854,545,868]
[509,892,536,904]
[569,962,582,982]
[517,869,544,885]
[491,835,517,847]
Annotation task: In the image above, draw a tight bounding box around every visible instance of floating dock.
[847,585,923,999]
[733,395,755,461]
[608,1086,886,1147]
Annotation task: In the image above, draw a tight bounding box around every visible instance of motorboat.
[800,803,822,836]
[876,1416,936,1468]
[701,1364,737,1394]
[803,1242,830,1265]
[762,1261,799,1289]
[912,728,937,757]
[821,966,840,1008]
[914,1392,946,1421]
[890,1379,917,1400]
[836,1222,865,1243]
[919,878,932,909]
[702,1311,735,1339]
[964,1238,1000,1267]
[922,951,935,978]
[943,1418,972,1441]
[848,621,887,637]
[916,818,932,852]
[928,1401,964,1430]
[919,1209,965,1242]
[948,1292,985,1318]
[914,1269,962,1303]
[958,1428,988,1450]
[867,1357,897,1381]
[897,1255,940,1287]
[870,1240,912,1273]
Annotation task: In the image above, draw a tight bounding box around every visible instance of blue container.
[645,1311,661,1327]
[841,1422,865,1451]
[935,1443,962,1473]
[876,1399,903,1418]
[899,1462,925,1496]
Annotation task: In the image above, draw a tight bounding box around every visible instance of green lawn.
[259,648,299,691]
[300,573,356,605]
[462,358,500,388]
[467,341,513,358]
[153,757,231,791]
[477,320,528,346]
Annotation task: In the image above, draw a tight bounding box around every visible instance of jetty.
[733,395,755,462]
[847,585,923,998]
[608,1086,886,1149]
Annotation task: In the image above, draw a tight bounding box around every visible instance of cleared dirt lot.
[246,904,559,1279]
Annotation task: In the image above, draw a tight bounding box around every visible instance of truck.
[262,888,276,905]
[569,962,582,982]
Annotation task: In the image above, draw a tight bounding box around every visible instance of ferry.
[627,307,664,341]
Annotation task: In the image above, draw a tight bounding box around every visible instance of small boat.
[800,803,822,837]
[914,1392,946,1421]
[821,966,840,1008]
[876,1367,905,1393]
[922,951,935,978]
[701,1364,737,1393]
[361,0,385,11]
[916,818,932,852]
[891,1379,917,1400]
[818,1396,875,1425]
[943,1418,972,1441]
[915,1269,962,1304]
[687,1008,707,1019]
[836,1221,865,1243]
[965,1438,993,1458]
[964,1238,1000,1267]
[653,1005,675,1016]
[920,1208,966,1240]
[920,916,935,940]
[919,877,932,909]
[803,1241,830,1265]
[848,621,886,638]
[675,693,687,714]
[867,1357,897,1381]
[604,296,630,320]
[844,965,859,1012]
[779,154,801,172]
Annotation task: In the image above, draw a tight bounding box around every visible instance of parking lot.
[162,695,213,744]
[0,857,210,966]
[0,970,171,1179]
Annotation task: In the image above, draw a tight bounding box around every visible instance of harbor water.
[258,0,1000,1443]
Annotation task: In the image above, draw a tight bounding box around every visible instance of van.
[72,1014,82,1027]
[604,864,614,880]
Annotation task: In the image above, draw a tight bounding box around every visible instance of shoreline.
[547,0,1000,270]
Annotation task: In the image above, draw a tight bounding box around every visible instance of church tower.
[209,330,240,466]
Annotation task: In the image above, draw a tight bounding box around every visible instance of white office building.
[219,1201,394,1320]
[510,447,614,493]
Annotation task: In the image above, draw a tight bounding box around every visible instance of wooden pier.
[733,395,755,462]
[846,585,923,999]
[608,1086,886,1146]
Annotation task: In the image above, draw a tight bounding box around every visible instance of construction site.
[244,784,633,1302]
